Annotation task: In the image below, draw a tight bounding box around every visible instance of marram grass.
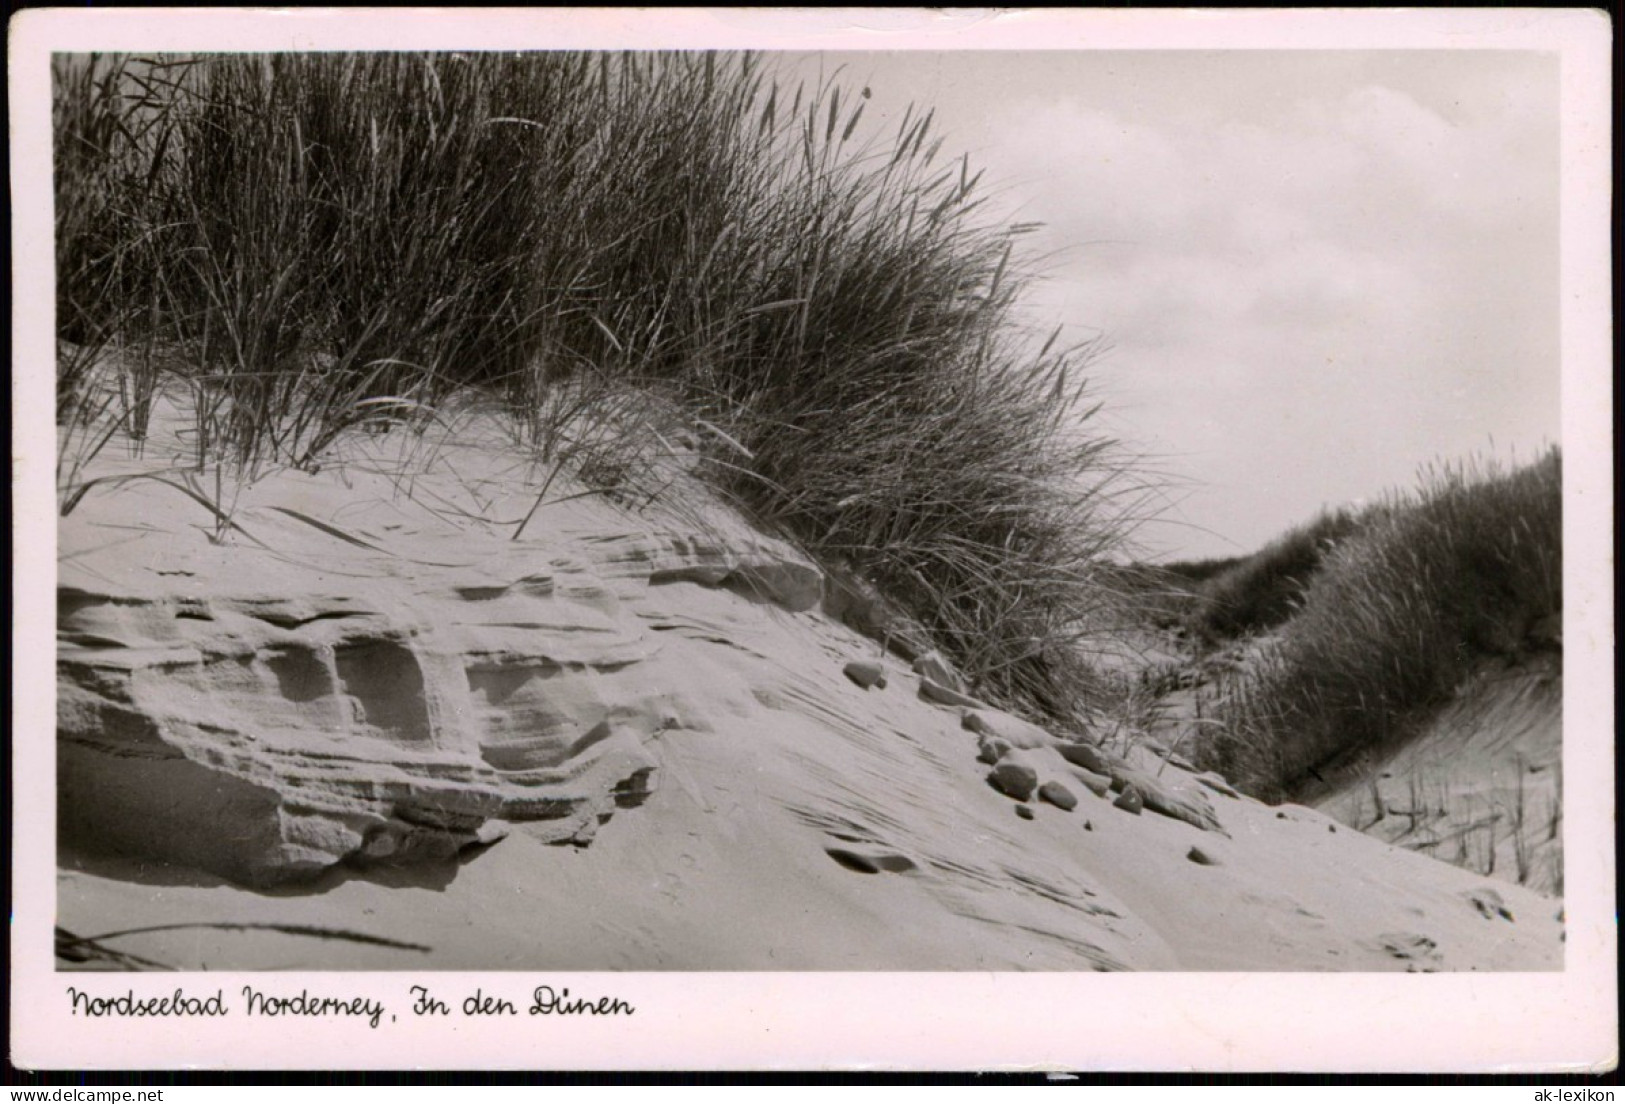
[1201,449,1562,800]
[54,50,1135,728]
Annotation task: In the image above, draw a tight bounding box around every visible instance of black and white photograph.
[11,7,1614,1073]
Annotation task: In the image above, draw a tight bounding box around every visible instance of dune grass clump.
[53,50,1130,726]
[1181,508,1363,644]
[1203,449,1561,800]
[1156,554,1246,586]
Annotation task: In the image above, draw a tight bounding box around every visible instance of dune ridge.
[56,415,1564,972]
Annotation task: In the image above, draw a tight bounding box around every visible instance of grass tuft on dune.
[54,51,1137,727]
[1201,449,1562,801]
[1176,509,1363,644]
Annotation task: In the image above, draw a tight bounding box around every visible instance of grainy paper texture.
[10,7,1615,1073]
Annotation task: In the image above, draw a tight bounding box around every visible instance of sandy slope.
[1312,654,1563,895]
[1138,616,1566,902]
[55,410,1564,972]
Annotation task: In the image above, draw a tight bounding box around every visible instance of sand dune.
[52,412,1567,974]
[1313,654,1564,895]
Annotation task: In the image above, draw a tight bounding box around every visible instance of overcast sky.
[791,51,1560,560]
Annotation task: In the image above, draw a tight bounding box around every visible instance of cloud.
[980,75,1558,556]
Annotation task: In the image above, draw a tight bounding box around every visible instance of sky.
[788,51,1561,560]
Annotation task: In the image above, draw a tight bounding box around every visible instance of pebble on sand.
[1107,767,1225,834]
[961,708,1055,750]
[988,759,1039,802]
[1113,785,1144,815]
[1068,767,1112,798]
[842,660,887,689]
[912,650,962,691]
[1015,805,1035,820]
[1056,741,1114,775]
[918,678,984,709]
[976,734,1012,766]
[1187,846,1220,866]
[1038,780,1078,811]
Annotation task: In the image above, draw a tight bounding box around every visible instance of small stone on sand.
[1187,846,1219,866]
[1038,781,1077,811]
[976,734,1012,766]
[1056,742,1113,775]
[919,678,982,709]
[961,707,1054,750]
[1069,768,1112,798]
[842,660,886,689]
[1113,785,1144,815]
[1015,805,1035,820]
[988,759,1039,802]
[912,650,961,690]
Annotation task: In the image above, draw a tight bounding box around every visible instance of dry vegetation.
[54,51,1139,727]
[54,51,1564,839]
[1174,509,1363,644]
[1195,450,1562,802]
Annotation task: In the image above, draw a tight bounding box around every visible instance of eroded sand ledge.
[56,421,1564,971]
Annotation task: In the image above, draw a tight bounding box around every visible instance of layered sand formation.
[56,413,1564,971]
